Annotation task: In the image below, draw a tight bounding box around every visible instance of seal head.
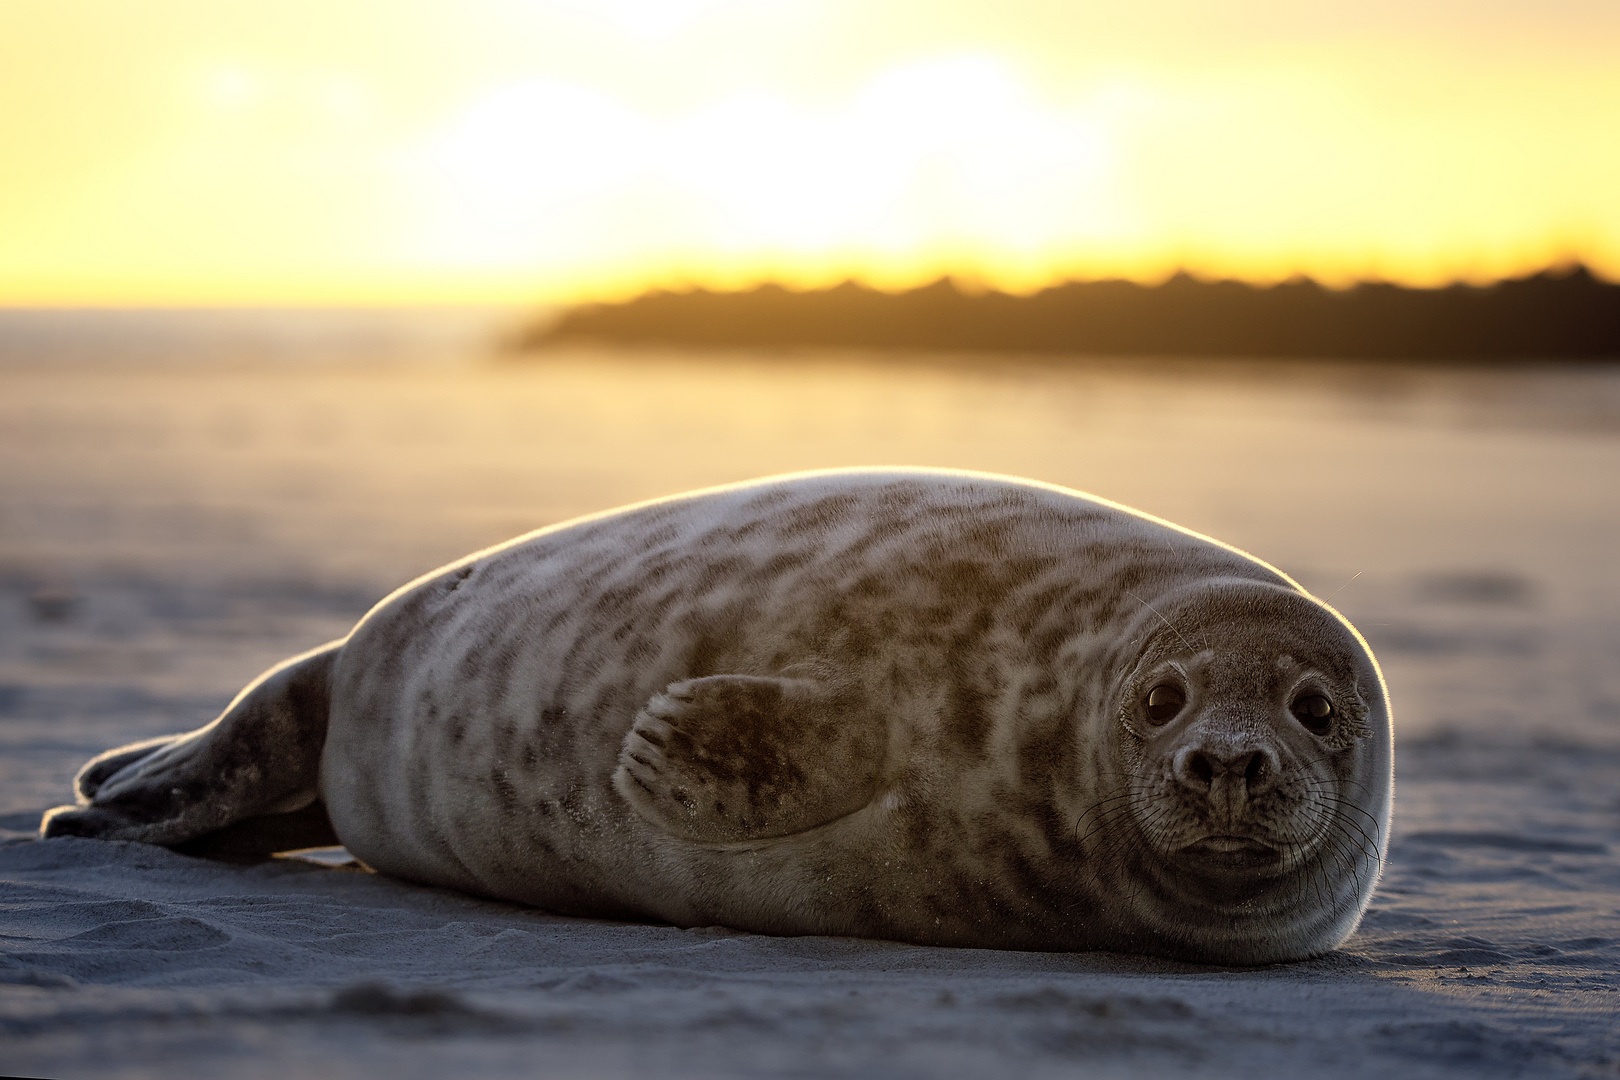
[1083,577,1391,964]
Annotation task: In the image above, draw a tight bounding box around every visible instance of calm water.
[2,331,1619,755]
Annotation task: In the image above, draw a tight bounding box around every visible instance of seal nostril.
[1243,752,1266,786]
[1179,746,1277,796]
[1189,751,1214,785]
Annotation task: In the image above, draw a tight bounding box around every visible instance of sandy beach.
[2,340,1618,1078]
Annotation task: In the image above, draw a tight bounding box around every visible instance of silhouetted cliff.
[515,266,1620,359]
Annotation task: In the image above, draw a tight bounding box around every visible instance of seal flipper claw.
[614,673,885,844]
[41,639,344,847]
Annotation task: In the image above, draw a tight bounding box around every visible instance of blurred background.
[4,0,1620,301]
[2,0,1619,823]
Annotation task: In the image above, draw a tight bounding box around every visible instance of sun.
[402,56,1117,292]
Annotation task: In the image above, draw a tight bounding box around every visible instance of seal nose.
[1173,742,1280,807]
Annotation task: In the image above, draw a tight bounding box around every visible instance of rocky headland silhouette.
[516,266,1620,359]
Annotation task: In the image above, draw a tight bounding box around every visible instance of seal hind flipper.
[41,639,344,848]
[614,673,885,844]
[74,733,186,801]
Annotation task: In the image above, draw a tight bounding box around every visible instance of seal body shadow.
[41,641,344,853]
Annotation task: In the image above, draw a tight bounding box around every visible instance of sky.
[2,0,1618,305]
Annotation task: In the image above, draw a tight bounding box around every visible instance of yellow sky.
[2,0,1618,304]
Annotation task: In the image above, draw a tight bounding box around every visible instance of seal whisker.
[1322,571,1363,605]
[1079,801,1152,868]
[1313,821,1379,904]
[1125,590,1201,656]
[1298,767,1376,798]
[1304,801,1383,856]
[1313,823,1376,922]
[1299,778,1384,853]
[1073,789,1150,844]
[1073,780,1158,842]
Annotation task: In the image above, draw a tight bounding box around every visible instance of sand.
[2,339,1618,1077]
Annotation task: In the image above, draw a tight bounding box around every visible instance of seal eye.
[1144,684,1186,725]
[1292,694,1333,735]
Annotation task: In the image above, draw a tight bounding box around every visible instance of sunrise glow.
[1,0,1617,304]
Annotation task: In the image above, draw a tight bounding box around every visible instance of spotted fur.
[43,469,1392,963]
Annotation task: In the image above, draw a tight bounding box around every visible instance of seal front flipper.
[614,673,886,844]
[41,639,344,848]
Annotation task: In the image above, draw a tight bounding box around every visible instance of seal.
[42,469,1392,964]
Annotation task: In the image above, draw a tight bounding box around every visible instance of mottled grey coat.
[45,470,1392,964]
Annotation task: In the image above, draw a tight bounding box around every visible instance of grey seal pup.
[43,469,1392,964]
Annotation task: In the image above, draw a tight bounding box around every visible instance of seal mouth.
[1180,835,1283,869]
